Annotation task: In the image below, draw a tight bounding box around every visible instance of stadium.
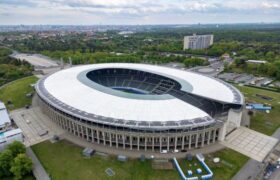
[35,63,244,153]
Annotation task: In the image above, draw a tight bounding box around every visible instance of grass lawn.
[205,148,249,180]
[0,76,38,110]
[32,140,180,180]
[32,140,248,180]
[236,85,280,135]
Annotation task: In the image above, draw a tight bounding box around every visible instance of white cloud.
[0,0,279,24]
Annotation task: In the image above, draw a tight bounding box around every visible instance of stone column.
[123,135,125,149]
[152,137,155,152]
[167,137,170,151]
[130,136,132,150]
[181,136,185,150]
[116,134,119,148]
[86,127,89,141]
[188,135,192,149]
[145,137,147,151]
[97,130,100,144]
[175,136,178,150]
[202,132,206,147]
[103,132,106,145]
[195,134,199,148]
[207,131,211,145]
[160,137,162,152]
[109,133,112,147]
[137,136,140,151]
[91,128,94,143]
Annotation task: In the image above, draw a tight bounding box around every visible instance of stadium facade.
[35,63,244,152]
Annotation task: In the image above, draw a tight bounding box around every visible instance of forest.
[0,47,33,86]
[1,24,280,79]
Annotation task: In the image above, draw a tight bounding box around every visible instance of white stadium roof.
[37,63,243,128]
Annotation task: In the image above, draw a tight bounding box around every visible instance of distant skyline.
[0,0,280,25]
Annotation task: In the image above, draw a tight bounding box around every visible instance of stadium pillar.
[167,137,170,151]
[103,132,106,145]
[207,131,210,145]
[109,133,112,147]
[160,137,162,152]
[188,135,192,149]
[86,127,89,141]
[91,128,94,143]
[123,135,125,149]
[137,136,140,151]
[81,125,84,139]
[195,134,198,148]
[145,137,147,151]
[116,134,119,148]
[213,129,217,143]
[97,130,100,144]
[175,136,177,150]
[152,137,155,152]
[75,124,79,137]
[201,132,205,147]
[181,136,185,150]
[71,122,74,135]
[130,136,132,150]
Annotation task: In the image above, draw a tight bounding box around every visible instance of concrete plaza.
[10,107,64,147]
[222,127,278,162]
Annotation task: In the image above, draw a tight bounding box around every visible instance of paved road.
[232,159,264,180]
[270,169,280,180]
[26,147,50,180]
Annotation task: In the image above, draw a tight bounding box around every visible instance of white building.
[247,60,267,64]
[0,101,11,133]
[183,34,214,50]
[0,129,23,151]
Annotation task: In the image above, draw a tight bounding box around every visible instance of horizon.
[1,22,280,26]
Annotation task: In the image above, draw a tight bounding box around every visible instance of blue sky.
[0,0,279,25]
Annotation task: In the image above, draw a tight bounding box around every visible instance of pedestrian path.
[26,147,50,180]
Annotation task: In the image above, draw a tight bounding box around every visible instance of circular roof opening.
[86,68,182,95]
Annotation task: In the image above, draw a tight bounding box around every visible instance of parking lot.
[10,107,64,147]
[218,72,273,87]
[11,53,59,68]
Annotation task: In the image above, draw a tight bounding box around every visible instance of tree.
[7,141,26,158]
[10,154,33,180]
[0,149,13,177]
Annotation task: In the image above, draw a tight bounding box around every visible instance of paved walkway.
[233,128,280,180]
[26,147,50,180]
[222,127,278,162]
[10,107,64,147]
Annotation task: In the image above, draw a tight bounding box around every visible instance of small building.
[82,147,95,157]
[221,53,230,60]
[0,128,23,151]
[247,60,267,64]
[117,155,128,162]
[0,101,11,133]
[246,103,272,111]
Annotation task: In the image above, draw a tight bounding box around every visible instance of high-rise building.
[183,34,214,50]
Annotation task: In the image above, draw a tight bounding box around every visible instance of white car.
[160,150,168,154]
[173,149,179,153]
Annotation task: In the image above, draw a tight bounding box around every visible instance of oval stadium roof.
[36,63,243,129]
